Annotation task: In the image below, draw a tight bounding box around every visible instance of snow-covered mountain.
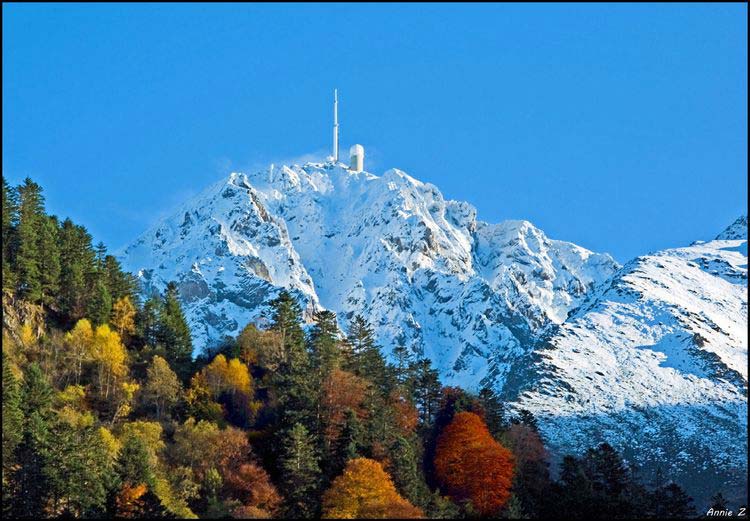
[119,162,747,504]
[119,162,617,386]
[510,215,748,504]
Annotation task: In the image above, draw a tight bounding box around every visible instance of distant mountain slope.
[119,162,617,388]
[511,216,748,504]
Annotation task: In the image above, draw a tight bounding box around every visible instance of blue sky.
[3,3,747,262]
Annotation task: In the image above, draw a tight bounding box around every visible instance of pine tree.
[309,310,342,375]
[389,434,430,508]
[347,314,390,391]
[86,276,113,326]
[709,492,728,512]
[37,215,61,307]
[407,357,441,427]
[2,177,19,290]
[329,408,365,479]
[116,435,157,490]
[2,355,23,479]
[59,218,96,319]
[8,363,55,517]
[648,482,696,518]
[15,177,45,302]
[268,290,306,364]
[279,423,322,518]
[158,282,193,381]
[478,386,506,438]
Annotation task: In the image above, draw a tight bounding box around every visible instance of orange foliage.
[321,369,369,444]
[322,458,423,519]
[224,462,282,518]
[115,483,148,518]
[390,390,419,434]
[434,411,515,515]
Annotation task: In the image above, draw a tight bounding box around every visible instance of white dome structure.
[349,144,364,173]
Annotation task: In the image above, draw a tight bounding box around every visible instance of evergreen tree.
[389,434,430,508]
[407,357,442,427]
[116,435,157,490]
[268,290,306,363]
[15,177,45,302]
[2,355,23,480]
[37,215,61,307]
[158,282,193,381]
[347,314,390,391]
[330,408,365,479]
[648,482,696,518]
[269,290,315,430]
[309,310,342,375]
[709,492,728,512]
[58,218,96,319]
[8,363,55,518]
[478,386,507,438]
[279,423,322,518]
[2,177,19,290]
[87,276,112,326]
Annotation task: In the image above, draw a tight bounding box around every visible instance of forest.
[1,176,722,518]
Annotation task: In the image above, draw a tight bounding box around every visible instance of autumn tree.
[322,457,423,519]
[111,295,137,342]
[143,356,181,420]
[434,411,515,516]
[504,422,551,517]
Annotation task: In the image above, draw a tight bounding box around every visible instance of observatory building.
[331,89,365,172]
[350,144,364,173]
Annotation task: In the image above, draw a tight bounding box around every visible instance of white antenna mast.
[333,89,339,162]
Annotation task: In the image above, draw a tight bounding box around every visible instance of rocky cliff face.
[119,162,617,389]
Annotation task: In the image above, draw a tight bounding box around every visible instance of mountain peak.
[716,215,748,241]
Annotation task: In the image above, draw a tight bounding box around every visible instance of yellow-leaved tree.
[65,318,94,385]
[90,324,128,401]
[111,295,137,342]
[322,458,423,519]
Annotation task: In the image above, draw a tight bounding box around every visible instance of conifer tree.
[58,218,96,319]
[2,355,23,480]
[279,423,322,519]
[37,215,61,307]
[15,177,45,302]
[87,276,113,326]
[2,177,19,290]
[478,385,507,438]
[309,310,342,376]
[330,408,365,479]
[347,314,389,390]
[158,282,193,381]
[8,363,55,518]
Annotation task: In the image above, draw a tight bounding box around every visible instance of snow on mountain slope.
[510,216,748,504]
[119,161,617,388]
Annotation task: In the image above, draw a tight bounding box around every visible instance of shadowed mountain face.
[119,163,747,506]
[511,216,748,505]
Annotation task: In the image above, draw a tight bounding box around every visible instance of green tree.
[116,435,157,490]
[37,215,61,307]
[7,363,55,517]
[329,408,365,479]
[2,355,23,481]
[15,177,45,301]
[2,177,19,290]
[87,276,113,327]
[58,218,96,319]
[158,282,193,381]
[279,423,322,518]
[309,309,342,376]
